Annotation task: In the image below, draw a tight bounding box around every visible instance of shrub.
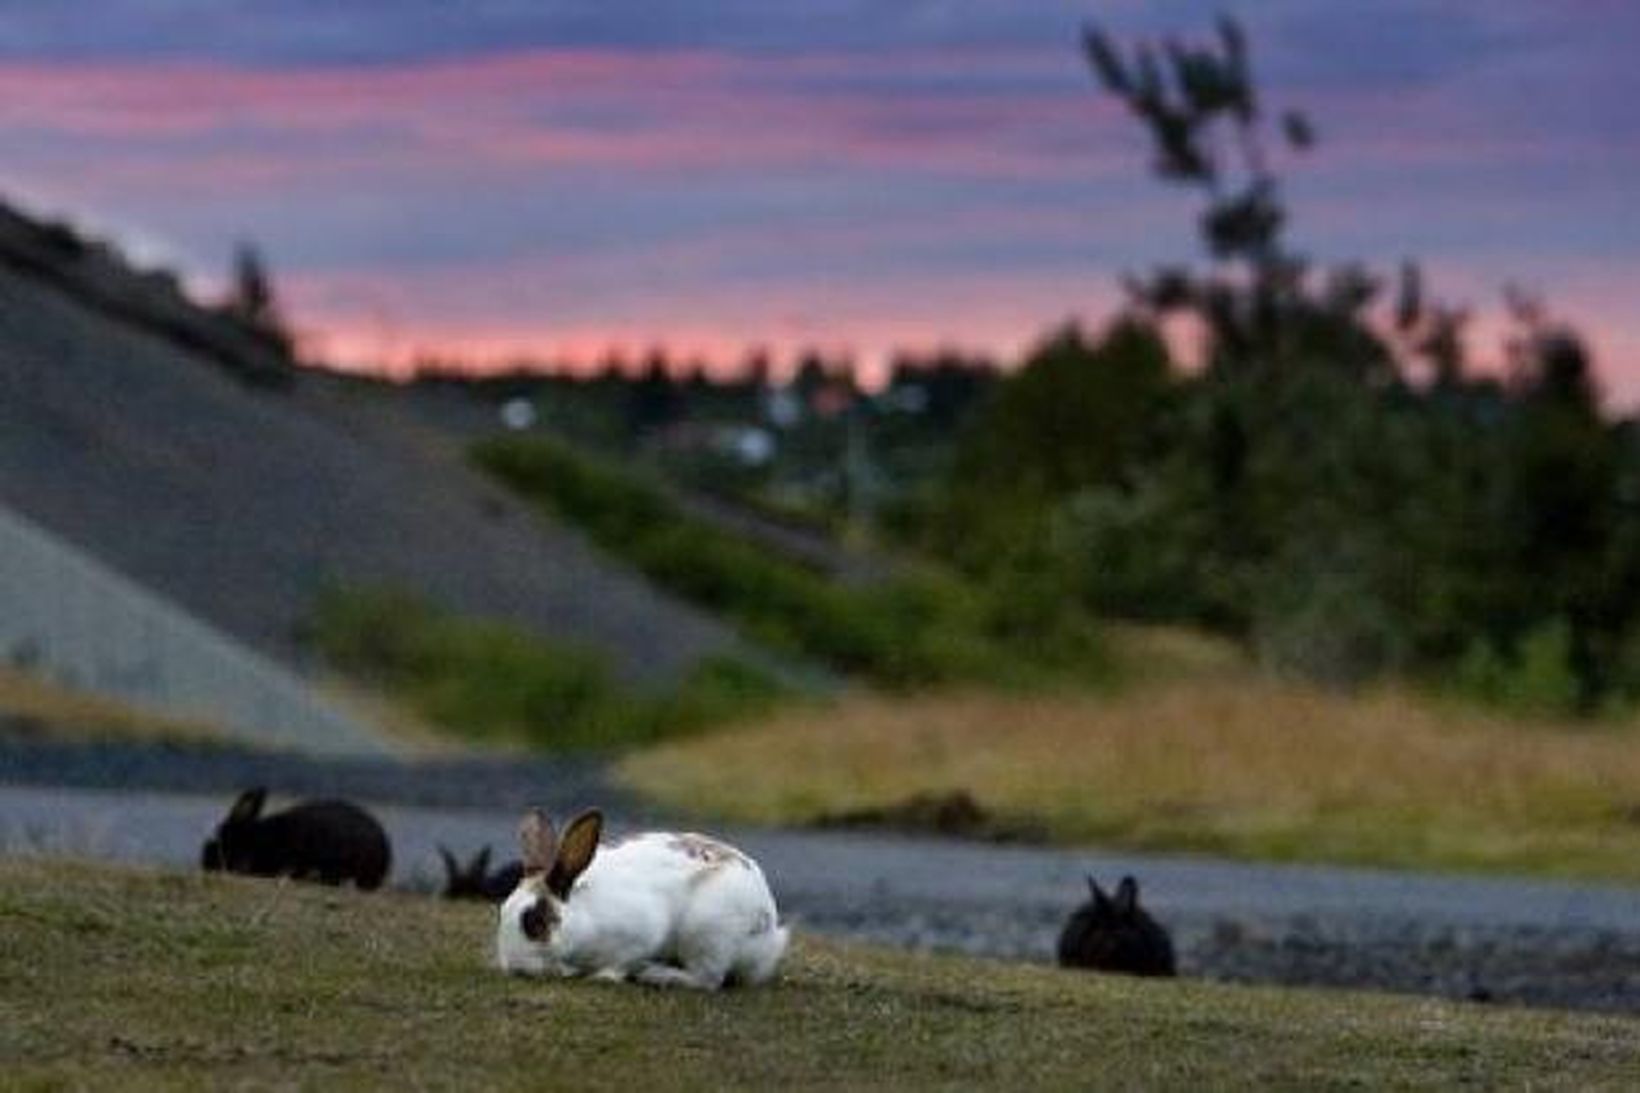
[308,586,787,751]
[660,655,795,735]
[472,434,1109,688]
[1250,560,1411,687]
[1451,618,1583,719]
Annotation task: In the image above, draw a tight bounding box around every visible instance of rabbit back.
[210,799,391,889]
[1057,905,1175,975]
[1056,875,1176,977]
[539,832,787,986]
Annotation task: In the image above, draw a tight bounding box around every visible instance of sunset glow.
[1,2,1634,395]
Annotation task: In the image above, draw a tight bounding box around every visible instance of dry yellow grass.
[0,664,224,745]
[620,676,1640,881]
[0,664,470,756]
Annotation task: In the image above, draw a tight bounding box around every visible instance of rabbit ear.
[519,810,557,874]
[474,845,493,876]
[1086,875,1110,907]
[228,788,266,823]
[547,809,602,900]
[1114,876,1140,915]
[437,844,460,880]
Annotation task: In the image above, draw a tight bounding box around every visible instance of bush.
[472,434,1108,688]
[1053,476,1217,624]
[309,586,786,751]
[1250,558,1411,687]
[1450,618,1583,719]
[660,655,795,735]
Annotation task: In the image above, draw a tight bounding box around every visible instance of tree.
[223,240,292,353]
[1074,16,1640,706]
[1085,17,1398,386]
[884,15,1640,707]
[958,320,1172,499]
[626,350,683,436]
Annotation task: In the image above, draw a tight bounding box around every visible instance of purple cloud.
[0,2,1633,396]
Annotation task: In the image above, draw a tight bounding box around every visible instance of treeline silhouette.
[902,17,1640,714]
[413,347,997,440]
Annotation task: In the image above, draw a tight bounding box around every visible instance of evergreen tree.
[223,240,292,353]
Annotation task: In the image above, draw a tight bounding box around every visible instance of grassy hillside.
[2,859,1637,1089]
[309,585,789,751]
[620,666,1640,883]
[472,433,1107,688]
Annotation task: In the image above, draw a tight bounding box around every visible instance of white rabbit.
[495,808,789,990]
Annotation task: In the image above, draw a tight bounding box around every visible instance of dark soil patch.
[812,789,1047,844]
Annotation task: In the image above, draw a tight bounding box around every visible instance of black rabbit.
[1057,875,1176,977]
[437,844,523,902]
[201,787,391,890]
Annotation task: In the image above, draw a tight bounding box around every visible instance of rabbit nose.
[520,900,554,940]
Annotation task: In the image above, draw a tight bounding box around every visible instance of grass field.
[2,859,1636,1089]
[619,668,1640,883]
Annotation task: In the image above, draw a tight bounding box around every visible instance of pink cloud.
[3,29,1630,404]
[0,45,1118,191]
[283,244,1639,408]
[286,256,1130,384]
[0,50,729,136]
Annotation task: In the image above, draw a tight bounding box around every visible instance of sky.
[0,1,1635,394]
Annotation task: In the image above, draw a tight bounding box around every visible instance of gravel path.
[742,828,1640,1015]
[3,750,1638,1016]
[0,733,652,817]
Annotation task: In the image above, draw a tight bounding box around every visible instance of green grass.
[472,433,1107,688]
[4,859,1638,1090]
[308,585,788,752]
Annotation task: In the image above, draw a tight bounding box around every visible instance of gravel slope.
[0,265,755,686]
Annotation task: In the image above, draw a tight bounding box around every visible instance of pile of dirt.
[813,790,1047,843]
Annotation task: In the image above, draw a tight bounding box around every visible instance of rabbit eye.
[520,900,556,940]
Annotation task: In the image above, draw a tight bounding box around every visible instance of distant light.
[732,427,776,466]
[500,398,537,431]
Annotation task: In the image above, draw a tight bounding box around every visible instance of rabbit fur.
[439,844,523,902]
[201,787,391,890]
[496,808,788,990]
[1057,874,1176,977]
